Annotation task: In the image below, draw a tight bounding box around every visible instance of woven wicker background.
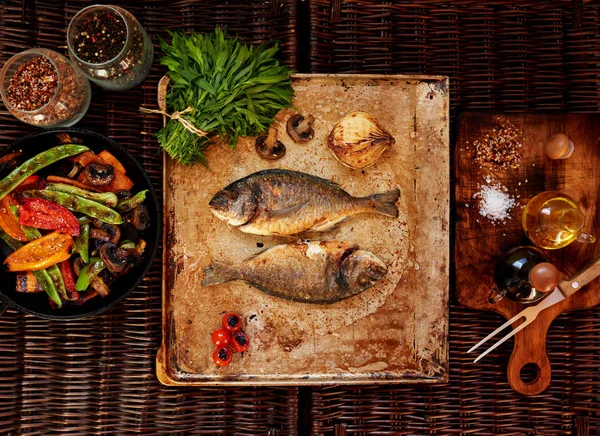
[1,0,600,434]
[308,1,600,435]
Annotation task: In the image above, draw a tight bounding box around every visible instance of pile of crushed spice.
[471,120,523,170]
[473,180,516,224]
[6,56,58,111]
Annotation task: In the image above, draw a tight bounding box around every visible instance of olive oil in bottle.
[522,191,595,250]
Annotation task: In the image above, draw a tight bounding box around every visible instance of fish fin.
[365,188,400,218]
[202,262,239,286]
[266,201,309,218]
[306,217,349,233]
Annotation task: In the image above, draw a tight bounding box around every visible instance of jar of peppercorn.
[0,48,91,128]
[67,5,153,91]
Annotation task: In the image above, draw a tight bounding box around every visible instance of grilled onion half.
[327,111,395,170]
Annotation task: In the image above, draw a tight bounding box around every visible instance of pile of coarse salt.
[473,179,516,224]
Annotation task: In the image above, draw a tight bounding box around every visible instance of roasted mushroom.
[73,257,84,277]
[99,243,141,275]
[89,277,110,298]
[66,162,84,179]
[286,114,315,143]
[90,229,111,242]
[92,219,121,244]
[84,163,115,186]
[116,190,133,201]
[255,126,286,160]
[130,205,151,231]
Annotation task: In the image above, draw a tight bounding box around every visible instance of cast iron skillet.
[0,128,160,319]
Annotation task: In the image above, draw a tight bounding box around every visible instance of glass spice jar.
[67,5,153,90]
[0,48,91,128]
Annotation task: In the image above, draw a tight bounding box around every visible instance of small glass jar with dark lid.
[67,5,153,90]
[0,48,91,128]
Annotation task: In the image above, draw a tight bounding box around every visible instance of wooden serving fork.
[469,251,600,363]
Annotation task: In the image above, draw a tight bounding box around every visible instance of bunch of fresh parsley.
[157,28,294,165]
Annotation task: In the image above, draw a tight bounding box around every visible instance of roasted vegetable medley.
[0,136,150,309]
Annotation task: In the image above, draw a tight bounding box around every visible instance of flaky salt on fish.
[208,169,400,236]
[202,240,388,304]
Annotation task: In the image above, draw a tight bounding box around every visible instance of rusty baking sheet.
[157,74,450,385]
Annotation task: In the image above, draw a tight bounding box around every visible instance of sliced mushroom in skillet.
[128,205,150,231]
[91,219,121,244]
[84,163,115,186]
[89,277,110,298]
[99,243,141,276]
[73,257,84,277]
[116,190,133,201]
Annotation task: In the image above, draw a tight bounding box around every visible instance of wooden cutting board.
[455,112,600,395]
[157,74,449,385]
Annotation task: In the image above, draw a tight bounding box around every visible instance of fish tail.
[364,188,400,218]
[202,262,240,286]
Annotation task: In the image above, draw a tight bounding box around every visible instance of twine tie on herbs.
[139,106,208,138]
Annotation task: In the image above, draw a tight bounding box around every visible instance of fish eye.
[358,275,369,285]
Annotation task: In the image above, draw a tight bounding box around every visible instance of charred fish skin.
[208,169,400,236]
[202,241,388,304]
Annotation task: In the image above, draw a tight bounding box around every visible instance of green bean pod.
[0,144,89,201]
[46,265,68,300]
[116,190,148,212]
[75,223,90,264]
[0,231,23,251]
[76,257,105,291]
[45,183,118,207]
[22,190,123,225]
[32,270,62,307]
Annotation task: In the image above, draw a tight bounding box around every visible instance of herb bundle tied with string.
[150,28,294,166]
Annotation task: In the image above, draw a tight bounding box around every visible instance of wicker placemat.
[308,1,600,434]
[0,1,299,435]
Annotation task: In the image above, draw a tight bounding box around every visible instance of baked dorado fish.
[209,169,400,235]
[202,240,388,304]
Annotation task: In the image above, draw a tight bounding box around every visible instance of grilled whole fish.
[209,169,400,235]
[202,241,388,304]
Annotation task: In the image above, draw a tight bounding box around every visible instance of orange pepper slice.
[98,150,126,174]
[5,231,72,271]
[0,194,28,241]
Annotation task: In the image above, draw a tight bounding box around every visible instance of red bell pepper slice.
[59,260,81,304]
[18,198,80,236]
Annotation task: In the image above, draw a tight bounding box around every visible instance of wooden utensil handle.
[558,251,600,298]
[507,324,551,395]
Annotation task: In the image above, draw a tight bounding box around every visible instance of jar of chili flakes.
[67,5,153,90]
[0,48,91,128]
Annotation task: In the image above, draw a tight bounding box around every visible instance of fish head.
[209,185,257,226]
[341,250,388,293]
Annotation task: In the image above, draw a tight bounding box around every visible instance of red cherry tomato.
[211,328,231,347]
[222,312,243,332]
[212,347,232,367]
[230,331,250,353]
